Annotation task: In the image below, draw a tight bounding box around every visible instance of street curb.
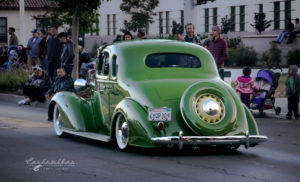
[0,93,49,108]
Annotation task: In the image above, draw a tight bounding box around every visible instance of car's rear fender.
[112,98,161,148]
[48,92,97,132]
[244,105,259,135]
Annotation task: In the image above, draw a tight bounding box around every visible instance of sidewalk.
[0,93,49,108]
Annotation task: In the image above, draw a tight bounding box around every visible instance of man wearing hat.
[18,65,51,105]
[57,32,74,76]
[26,29,42,68]
[207,25,228,80]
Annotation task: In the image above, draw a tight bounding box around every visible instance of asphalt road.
[0,100,299,182]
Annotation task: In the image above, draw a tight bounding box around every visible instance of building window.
[285,0,291,20]
[274,1,280,30]
[159,12,163,34]
[204,8,209,33]
[240,5,245,32]
[107,15,110,35]
[166,11,170,34]
[230,6,236,32]
[259,4,263,13]
[181,10,184,27]
[113,14,116,35]
[36,18,50,30]
[213,8,218,25]
[0,17,7,44]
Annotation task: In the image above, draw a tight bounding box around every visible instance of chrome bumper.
[151,131,268,150]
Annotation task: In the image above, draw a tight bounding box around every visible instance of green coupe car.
[48,39,267,150]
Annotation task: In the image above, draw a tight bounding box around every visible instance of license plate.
[148,108,171,121]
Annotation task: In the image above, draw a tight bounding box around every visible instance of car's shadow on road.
[60,135,260,157]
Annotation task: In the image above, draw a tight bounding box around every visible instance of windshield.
[145,53,201,68]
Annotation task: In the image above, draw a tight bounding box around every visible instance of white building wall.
[0,10,46,46]
[98,0,300,37]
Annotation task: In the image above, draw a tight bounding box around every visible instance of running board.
[62,129,111,142]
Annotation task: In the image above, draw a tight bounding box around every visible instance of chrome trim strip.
[151,134,268,149]
[62,128,111,142]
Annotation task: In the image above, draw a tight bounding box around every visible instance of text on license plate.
[148,108,171,121]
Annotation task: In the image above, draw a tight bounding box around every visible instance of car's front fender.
[112,98,161,148]
[48,91,97,132]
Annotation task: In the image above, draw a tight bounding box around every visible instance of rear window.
[145,53,201,68]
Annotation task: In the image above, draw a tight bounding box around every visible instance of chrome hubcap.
[116,114,128,149]
[194,94,224,124]
[54,105,63,135]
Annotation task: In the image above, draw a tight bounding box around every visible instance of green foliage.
[228,46,258,66]
[250,12,272,34]
[221,15,234,34]
[0,69,28,91]
[120,0,159,32]
[286,49,300,66]
[227,37,242,49]
[261,43,282,66]
[37,0,107,35]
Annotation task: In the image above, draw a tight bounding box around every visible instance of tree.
[261,43,282,66]
[38,0,108,80]
[120,0,159,32]
[250,12,272,34]
[286,49,300,66]
[220,15,233,34]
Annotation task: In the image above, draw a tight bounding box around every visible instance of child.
[235,67,255,108]
[285,65,300,119]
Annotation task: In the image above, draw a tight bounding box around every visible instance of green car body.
[48,39,267,150]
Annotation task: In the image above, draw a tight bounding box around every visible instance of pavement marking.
[0,117,52,129]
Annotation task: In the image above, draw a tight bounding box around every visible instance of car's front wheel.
[53,104,70,138]
[115,113,129,150]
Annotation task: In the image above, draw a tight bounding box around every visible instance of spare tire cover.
[180,81,236,136]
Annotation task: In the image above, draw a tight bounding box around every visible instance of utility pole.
[19,0,26,45]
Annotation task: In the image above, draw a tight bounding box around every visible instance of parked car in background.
[48,40,267,150]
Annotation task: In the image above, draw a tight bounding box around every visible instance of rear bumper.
[151,131,268,149]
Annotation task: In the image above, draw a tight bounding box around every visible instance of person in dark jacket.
[8,27,18,52]
[39,29,48,73]
[46,67,75,97]
[18,65,51,105]
[57,32,74,76]
[207,25,228,80]
[285,65,300,119]
[272,18,294,44]
[46,26,62,82]
[17,45,27,65]
[78,45,90,70]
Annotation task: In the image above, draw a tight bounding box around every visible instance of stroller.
[250,69,281,117]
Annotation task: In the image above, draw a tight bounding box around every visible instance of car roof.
[104,39,219,80]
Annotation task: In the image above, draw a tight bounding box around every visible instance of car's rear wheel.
[115,114,129,150]
[53,104,71,138]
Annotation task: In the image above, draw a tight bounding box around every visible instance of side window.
[103,53,109,75]
[97,52,104,75]
[97,52,109,75]
[112,55,117,78]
